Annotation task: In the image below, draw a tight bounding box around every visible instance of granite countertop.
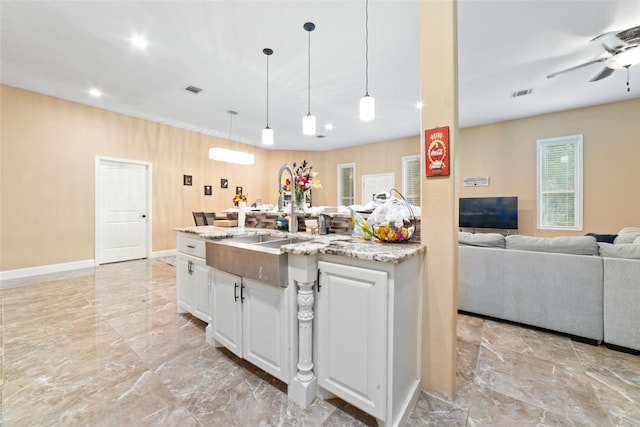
[174,226,425,264]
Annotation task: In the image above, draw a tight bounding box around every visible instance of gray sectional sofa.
[458,227,640,351]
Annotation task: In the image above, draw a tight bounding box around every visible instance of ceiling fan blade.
[616,25,640,45]
[546,58,605,79]
[589,66,616,82]
[593,25,640,54]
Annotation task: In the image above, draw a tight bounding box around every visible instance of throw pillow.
[585,233,617,244]
[614,227,640,244]
[598,242,640,260]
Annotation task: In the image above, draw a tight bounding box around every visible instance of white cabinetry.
[211,268,290,383]
[176,233,211,323]
[316,256,421,426]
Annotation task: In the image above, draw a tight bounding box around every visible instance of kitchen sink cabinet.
[316,255,422,426]
[316,261,387,420]
[211,268,291,383]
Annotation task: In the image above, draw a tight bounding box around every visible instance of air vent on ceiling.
[184,85,203,94]
[512,89,533,98]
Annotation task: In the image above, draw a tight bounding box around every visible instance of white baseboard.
[151,249,176,258]
[1,250,177,285]
[0,259,96,284]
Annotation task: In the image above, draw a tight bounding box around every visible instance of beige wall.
[1,85,273,270]
[0,85,420,271]
[458,98,640,237]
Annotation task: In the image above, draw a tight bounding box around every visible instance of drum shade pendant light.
[262,48,274,145]
[303,22,316,136]
[359,0,375,121]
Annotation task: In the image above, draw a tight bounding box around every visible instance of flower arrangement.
[233,192,247,206]
[282,160,322,206]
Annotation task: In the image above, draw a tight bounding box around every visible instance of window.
[337,163,355,206]
[402,155,421,206]
[536,135,583,230]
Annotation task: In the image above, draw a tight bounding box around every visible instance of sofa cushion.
[585,233,617,244]
[458,231,505,248]
[614,227,640,244]
[635,235,640,245]
[505,235,599,255]
[598,242,640,260]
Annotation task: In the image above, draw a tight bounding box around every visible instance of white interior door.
[96,157,151,264]
[361,173,395,204]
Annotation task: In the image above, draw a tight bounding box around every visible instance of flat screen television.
[459,196,518,230]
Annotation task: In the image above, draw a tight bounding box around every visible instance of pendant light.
[262,48,274,145]
[359,0,375,121]
[303,22,316,136]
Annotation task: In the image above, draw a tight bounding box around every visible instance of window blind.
[537,135,582,230]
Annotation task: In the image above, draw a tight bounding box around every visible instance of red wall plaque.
[425,126,450,177]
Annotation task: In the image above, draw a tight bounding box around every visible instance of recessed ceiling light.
[89,88,102,97]
[325,123,334,131]
[130,34,148,49]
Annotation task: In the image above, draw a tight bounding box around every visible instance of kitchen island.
[173,225,425,426]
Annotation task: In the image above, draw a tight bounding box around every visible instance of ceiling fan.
[547,25,640,89]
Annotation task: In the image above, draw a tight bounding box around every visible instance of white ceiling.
[1,1,639,151]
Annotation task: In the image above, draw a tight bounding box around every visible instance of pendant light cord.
[365,0,369,96]
[307,29,312,115]
[266,54,270,126]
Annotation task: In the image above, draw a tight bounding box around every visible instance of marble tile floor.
[1,259,639,426]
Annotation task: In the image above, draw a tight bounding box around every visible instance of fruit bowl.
[373,220,415,242]
[368,189,416,243]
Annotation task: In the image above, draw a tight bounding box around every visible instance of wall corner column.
[419,0,459,400]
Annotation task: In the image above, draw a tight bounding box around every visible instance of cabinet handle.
[234,282,239,302]
[317,270,322,292]
[187,260,192,275]
[240,283,245,303]
[186,245,196,249]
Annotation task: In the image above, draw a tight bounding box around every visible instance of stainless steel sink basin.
[253,237,308,249]
[227,234,286,244]
[205,234,309,287]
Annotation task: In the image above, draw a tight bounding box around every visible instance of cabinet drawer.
[177,235,205,258]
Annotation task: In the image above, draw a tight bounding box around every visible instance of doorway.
[361,173,395,204]
[95,156,152,265]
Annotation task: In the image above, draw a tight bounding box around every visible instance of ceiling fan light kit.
[606,47,640,69]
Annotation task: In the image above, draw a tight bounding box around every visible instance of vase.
[295,191,306,211]
[237,201,246,228]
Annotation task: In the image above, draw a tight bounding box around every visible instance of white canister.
[238,201,246,228]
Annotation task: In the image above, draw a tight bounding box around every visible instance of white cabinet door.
[317,261,388,420]
[176,253,193,314]
[242,278,289,382]
[192,258,211,323]
[211,269,243,357]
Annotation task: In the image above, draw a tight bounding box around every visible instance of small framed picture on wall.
[221,178,228,189]
[235,186,243,194]
[183,175,192,186]
[204,185,212,196]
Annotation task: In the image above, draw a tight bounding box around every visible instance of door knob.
[141,214,147,218]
